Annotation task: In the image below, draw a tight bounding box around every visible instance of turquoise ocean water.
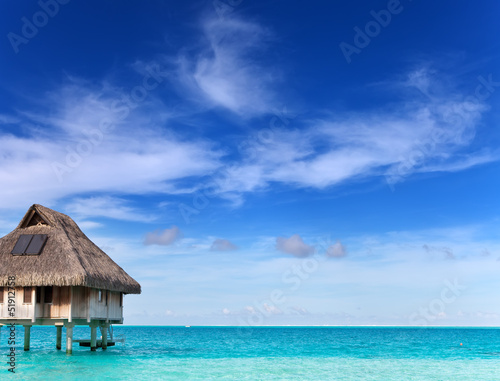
[3,326,500,380]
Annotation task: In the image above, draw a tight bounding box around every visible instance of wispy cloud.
[175,17,279,117]
[0,51,496,217]
[97,221,500,324]
[0,114,21,125]
[209,67,497,197]
[0,79,222,209]
[73,220,104,231]
[65,196,155,222]
[210,238,238,251]
[422,244,455,260]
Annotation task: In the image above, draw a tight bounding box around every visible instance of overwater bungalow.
[0,204,141,354]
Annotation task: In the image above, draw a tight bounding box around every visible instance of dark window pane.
[25,234,48,255]
[44,286,53,303]
[24,287,32,304]
[12,235,33,254]
[36,287,41,303]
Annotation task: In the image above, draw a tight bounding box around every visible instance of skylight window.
[11,234,48,255]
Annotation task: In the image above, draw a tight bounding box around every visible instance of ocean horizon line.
[112,324,500,328]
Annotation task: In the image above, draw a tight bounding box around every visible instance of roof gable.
[18,206,52,228]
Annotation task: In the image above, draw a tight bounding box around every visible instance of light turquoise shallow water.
[3,326,500,380]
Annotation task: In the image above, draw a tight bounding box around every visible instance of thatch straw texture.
[0,204,141,294]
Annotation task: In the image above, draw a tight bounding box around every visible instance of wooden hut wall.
[70,286,89,319]
[0,287,35,319]
[0,286,123,321]
[88,288,122,320]
[41,286,70,318]
[107,291,123,319]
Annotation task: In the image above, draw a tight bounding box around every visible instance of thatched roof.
[0,204,141,294]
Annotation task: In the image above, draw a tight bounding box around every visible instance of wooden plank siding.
[70,286,89,319]
[41,286,70,318]
[88,289,123,321]
[0,287,34,319]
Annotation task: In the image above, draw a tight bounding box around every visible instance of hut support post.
[65,323,74,355]
[90,324,97,351]
[31,288,36,323]
[68,287,73,323]
[56,326,62,350]
[23,326,31,351]
[101,323,109,350]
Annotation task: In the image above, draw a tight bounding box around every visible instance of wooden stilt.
[65,323,74,355]
[90,325,97,351]
[24,326,31,351]
[101,324,108,350]
[56,326,62,350]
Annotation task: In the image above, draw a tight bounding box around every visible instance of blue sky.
[1,0,500,326]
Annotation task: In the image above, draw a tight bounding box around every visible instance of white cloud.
[97,221,500,325]
[0,79,222,209]
[175,17,278,117]
[144,226,182,246]
[262,303,282,315]
[276,234,315,257]
[0,65,494,213]
[326,240,347,258]
[209,67,496,198]
[290,306,309,315]
[66,196,155,222]
[0,114,20,124]
[75,220,104,230]
[210,238,238,251]
[406,67,433,96]
[1,57,496,218]
[244,306,255,314]
[422,244,455,260]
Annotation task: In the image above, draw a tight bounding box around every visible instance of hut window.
[105,291,108,306]
[36,287,42,303]
[23,287,32,304]
[98,289,103,302]
[44,286,53,304]
[119,293,123,307]
[0,287,4,303]
[11,234,48,255]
